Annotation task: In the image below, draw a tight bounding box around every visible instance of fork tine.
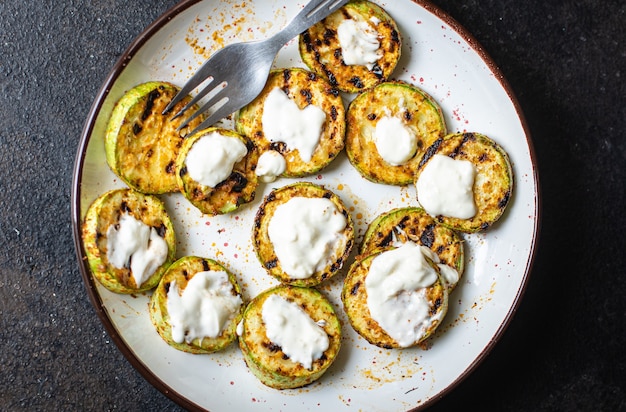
[302,0,343,15]
[177,84,228,130]
[162,52,223,115]
[162,78,206,117]
[185,102,236,137]
[170,78,221,121]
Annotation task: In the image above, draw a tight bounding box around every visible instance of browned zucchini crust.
[414,132,514,232]
[341,251,448,349]
[360,207,464,289]
[175,127,259,215]
[299,0,402,93]
[252,182,354,287]
[149,256,243,354]
[238,285,341,389]
[345,81,447,185]
[81,188,176,294]
[104,81,204,194]
[235,68,345,177]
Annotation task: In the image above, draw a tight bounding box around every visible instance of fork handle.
[270,0,349,47]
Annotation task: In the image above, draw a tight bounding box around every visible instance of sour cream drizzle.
[167,270,242,344]
[261,294,329,370]
[268,196,347,279]
[106,212,168,287]
[262,87,326,163]
[365,241,443,347]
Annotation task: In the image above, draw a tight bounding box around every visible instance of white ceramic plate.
[72,1,539,410]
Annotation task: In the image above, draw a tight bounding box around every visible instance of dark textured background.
[1,0,624,410]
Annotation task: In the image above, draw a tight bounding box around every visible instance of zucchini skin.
[341,250,448,349]
[81,188,176,294]
[104,81,204,194]
[175,127,259,216]
[238,285,341,389]
[252,182,354,287]
[360,207,464,289]
[235,68,346,177]
[299,0,402,93]
[415,132,514,233]
[149,256,244,354]
[345,81,447,186]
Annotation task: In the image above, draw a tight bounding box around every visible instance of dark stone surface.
[0,0,623,411]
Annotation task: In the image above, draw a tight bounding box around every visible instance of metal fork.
[163,0,349,136]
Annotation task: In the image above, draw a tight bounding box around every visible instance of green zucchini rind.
[345,81,447,185]
[104,81,204,194]
[341,248,448,349]
[238,285,341,389]
[360,207,464,289]
[81,188,176,294]
[175,127,259,216]
[252,182,354,287]
[414,132,514,233]
[234,68,346,178]
[149,256,244,354]
[298,0,401,93]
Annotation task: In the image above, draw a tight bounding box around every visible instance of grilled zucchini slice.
[414,132,513,232]
[299,0,401,93]
[238,285,341,389]
[360,207,464,289]
[345,81,447,185]
[104,81,204,194]
[234,68,345,177]
[252,182,354,287]
[342,244,448,349]
[149,256,244,354]
[175,127,259,215]
[81,188,176,294]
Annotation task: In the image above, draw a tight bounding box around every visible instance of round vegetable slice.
[235,67,345,177]
[345,81,447,185]
[360,207,464,289]
[414,132,514,232]
[175,127,259,215]
[238,285,341,389]
[252,182,354,287]
[81,188,176,294]
[342,246,448,349]
[149,256,244,354]
[104,81,204,194]
[299,0,401,93]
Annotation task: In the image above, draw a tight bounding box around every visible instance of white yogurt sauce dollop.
[262,87,326,163]
[166,270,242,344]
[337,18,382,69]
[106,212,168,287]
[386,226,460,287]
[255,150,286,183]
[415,154,477,219]
[185,131,248,188]
[374,115,417,166]
[261,293,329,370]
[267,196,347,279]
[365,241,444,347]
